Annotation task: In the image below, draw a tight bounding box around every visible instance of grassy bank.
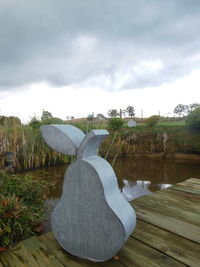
[0,125,70,171]
[0,118,199,171]
[100,121,200,159]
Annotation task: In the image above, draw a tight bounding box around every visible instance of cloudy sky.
[0,0,200,122]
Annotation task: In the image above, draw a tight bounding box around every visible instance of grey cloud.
[0,0,200,91]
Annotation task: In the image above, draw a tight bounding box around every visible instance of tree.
[87,113,94,121]
[108,118,124,130]
[185,107,200,131]
[41,110,52,121]
[189,103,200,112]
[126,106,135,118]
[174,104,189,117]
[146,115,160,127]
[29,116,41,129]
[108,109,119,118]
[119,109,126,118]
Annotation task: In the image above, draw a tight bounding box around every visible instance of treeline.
[0,107,200,171]
[174,103,200,117]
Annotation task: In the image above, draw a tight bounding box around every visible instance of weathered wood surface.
[0,178,200,266]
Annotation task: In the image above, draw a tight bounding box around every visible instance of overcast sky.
[0,0,200,122]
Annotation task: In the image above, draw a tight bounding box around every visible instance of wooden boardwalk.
[0,178,200,266]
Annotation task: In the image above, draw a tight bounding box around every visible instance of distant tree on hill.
[41,110,52,121]
[126,106,135,118]
[108,109,119,118]
[87,113,94,121]
[189,103,200,112]
[119,109,126,118]
[174,104,189,117]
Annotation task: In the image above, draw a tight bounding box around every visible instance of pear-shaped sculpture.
[41,124,136,262]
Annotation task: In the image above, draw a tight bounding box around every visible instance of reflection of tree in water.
[30,158,200,202]
[115,157,200,201]
[113,158,200,185]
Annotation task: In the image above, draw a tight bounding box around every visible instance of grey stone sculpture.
[40,124,136,262]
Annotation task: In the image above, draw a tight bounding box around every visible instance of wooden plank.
[101,259,125,267]
[180,178,200,185]
[142,190,200,214]
[132,203,200,244]
[177,181,200,190]
[38,232,124,267]
[22,236,64,266]
[170,184,200,195]
[179,178,200,186]
[38,232,96,267]
[0,237,63,267]
[157,188,200,204]
[132,220,200,267]
[118,236,185,267]
[0,241,38,267]
[132,194,200,226]
[0,236,64,267]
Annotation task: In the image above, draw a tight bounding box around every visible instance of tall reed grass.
[1,117,192,171]
[0,124,70,171]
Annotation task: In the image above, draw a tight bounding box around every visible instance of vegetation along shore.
[0,106,200,171]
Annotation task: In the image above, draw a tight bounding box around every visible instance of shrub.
[0,116,21,127]
[29,117,41,129]
[0,171,55,248]
[41,117,64,125]
[108,118,124,130]
[185,107,200,132]
[146,115,160,127]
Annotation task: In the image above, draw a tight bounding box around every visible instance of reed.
[1,117,196,171]
[0,124,70,171]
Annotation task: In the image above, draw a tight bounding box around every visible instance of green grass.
[158,121,185,127]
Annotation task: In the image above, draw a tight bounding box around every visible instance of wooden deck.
[0,178,200,267]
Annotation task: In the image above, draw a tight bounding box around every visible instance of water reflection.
[122,179,172,201]
[122,180,152,201]
[27,158,200,231]
[28,157,200,201]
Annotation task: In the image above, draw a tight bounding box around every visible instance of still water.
[29,157,200,231]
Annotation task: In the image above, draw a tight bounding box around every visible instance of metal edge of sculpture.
[40,124,136,262]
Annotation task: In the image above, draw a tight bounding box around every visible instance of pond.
[28,157,200,232]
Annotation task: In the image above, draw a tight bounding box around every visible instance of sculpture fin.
[77,130,109,159]
[40,124,85,155]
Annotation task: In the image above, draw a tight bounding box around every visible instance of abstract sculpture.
[40,124,136,262]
